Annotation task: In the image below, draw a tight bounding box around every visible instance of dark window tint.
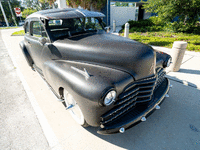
[48,17,103,40]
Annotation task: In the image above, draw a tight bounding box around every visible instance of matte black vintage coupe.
[20,8,172,134]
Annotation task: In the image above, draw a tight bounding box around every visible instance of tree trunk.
[183,15,187,24]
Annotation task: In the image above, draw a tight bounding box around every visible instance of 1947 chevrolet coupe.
[20,8,172,134]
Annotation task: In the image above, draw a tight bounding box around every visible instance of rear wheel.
[64,90,88,127]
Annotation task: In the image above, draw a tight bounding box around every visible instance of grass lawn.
[0,27,18,30]
[126,32,200,52]
[11,30,25,36]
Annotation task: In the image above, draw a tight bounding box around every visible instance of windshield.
[47,17,104,40]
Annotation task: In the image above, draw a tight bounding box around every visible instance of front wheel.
[64,90,88,127]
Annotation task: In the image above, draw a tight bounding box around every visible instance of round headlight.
[163,57,172,68]
[104,91,116,106]
[166,57,172,67]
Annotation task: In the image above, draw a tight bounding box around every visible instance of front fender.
[156,51,171,68]
[42,60,133,126]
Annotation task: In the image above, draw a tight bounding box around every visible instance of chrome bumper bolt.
[165,94,169,98]
[119,127,125,133]
[100,124,104,128]
[155,105,160,110]
[141,117,146,122]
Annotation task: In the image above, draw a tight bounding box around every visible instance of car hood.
[53,32,156,80]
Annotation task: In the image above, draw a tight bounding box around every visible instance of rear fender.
[19,41,34,67]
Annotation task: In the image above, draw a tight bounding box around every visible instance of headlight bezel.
[103,90,117,106]
[166,57,172,67]
[163,56,172,68]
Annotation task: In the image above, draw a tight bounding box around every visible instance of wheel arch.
[19,41,34,67]
[42,60,134,126]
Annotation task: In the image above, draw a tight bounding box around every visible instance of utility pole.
[0,0,9,27]
[107,0,110,26]
[7,0,17,26]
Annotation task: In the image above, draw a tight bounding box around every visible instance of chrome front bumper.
[97,78,170,135]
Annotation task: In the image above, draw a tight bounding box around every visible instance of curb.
[1,29,62,150]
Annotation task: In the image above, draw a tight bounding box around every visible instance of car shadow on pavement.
[166,69,199,89]
[82,76,200,149]
[167,75,198,89]
[83,96,172,149]
[179,68,200,75]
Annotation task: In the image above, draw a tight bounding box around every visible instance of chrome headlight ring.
[163,57,172,68]
[103,90,117,106]
[166,57,172,67]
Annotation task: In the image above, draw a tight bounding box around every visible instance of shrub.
[122,18,200,34]
[149,16,164,26]
[122,19,154,29]
[122,18,164,32]
[22,8,37,19]
[167,21,200,34]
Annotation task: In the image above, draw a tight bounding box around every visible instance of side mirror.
[104,26,111,33]
[39,37,47,46]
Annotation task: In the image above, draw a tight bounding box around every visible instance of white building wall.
[110,6,136,26]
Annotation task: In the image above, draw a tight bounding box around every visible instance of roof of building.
[27,8,105,20]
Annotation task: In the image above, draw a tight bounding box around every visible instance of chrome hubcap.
[64,90,85,125]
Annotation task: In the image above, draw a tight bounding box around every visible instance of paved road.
[1,28,200,150]
[0,30,50,149]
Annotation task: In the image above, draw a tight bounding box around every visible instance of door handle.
[27,41,32,47]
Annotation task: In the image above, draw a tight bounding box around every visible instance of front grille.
[101,68,166,126]
[101,76,156,125]
[155,68,166,89]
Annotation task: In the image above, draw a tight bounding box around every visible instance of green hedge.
[121,16,200,34]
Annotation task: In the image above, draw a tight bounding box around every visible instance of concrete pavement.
[0,30,51,149]
[1,28,200,150]
[152,46,200,89]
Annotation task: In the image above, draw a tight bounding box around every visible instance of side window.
[85,18,102,30]
[31,21,47,38]
[24,22,29,34]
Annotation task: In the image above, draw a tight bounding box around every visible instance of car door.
[27,19,49,72]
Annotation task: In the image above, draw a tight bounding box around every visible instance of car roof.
[27,8,105,20]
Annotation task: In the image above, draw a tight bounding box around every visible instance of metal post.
[0,1,9,27]
[113,20,116,32]
[7,0,17,26]
[170,41,188,72]
[57,0,67,8]
[124,23,129,38]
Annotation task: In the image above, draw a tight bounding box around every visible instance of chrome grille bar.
[101,69,166,125]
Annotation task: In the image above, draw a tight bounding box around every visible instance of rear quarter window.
[24,22,29,34]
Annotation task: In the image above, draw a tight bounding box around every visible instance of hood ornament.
[71,66,91,80]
